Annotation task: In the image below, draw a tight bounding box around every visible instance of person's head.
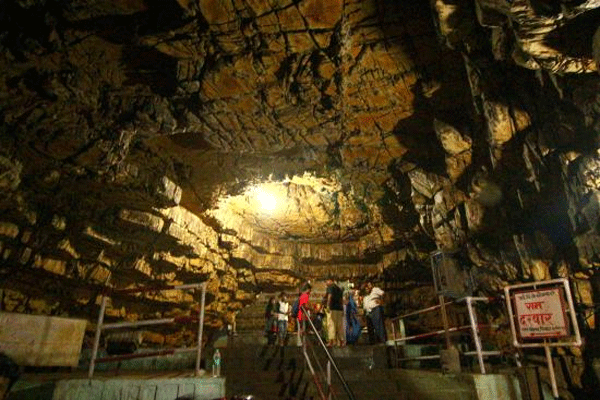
[366,282,374,292]
[280,292,286,301]
[302,283,312,293]
[268,296,275,304]
[326,278,333,287]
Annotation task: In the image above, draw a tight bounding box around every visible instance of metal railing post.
[466,297,486,374]
[301,306,356,400]
[195,282,207,376]
[88,295,107,379]
[390,320,397,368]
[327,360,332,400]
[439,294,451,349]
[544,341,559,399]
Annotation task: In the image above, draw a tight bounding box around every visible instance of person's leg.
[366,313,375,344]
[269,317,277,344]
[332,310,344,346]
[278,320,287,346]
[371,306,387,343]
[326,311,335,346]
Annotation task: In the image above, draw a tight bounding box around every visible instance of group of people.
[264,280,388,347]
[264,292,291,346]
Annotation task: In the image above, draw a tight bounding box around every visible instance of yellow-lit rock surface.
[1,3,600,378]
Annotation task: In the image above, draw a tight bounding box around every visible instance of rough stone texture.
[2,1,600,393]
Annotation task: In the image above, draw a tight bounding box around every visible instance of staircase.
[222,332,319,400]
[219,330,525,400]
[220,330,410,400]
[224,284,523,400]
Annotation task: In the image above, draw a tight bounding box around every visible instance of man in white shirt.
[277,292,290,346]
[363,282,387,343]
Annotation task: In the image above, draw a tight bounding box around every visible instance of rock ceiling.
[2,0,600,339]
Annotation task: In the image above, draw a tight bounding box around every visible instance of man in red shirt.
[296,283,311,346]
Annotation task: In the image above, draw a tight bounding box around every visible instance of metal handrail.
[389,295,508,374]
[300,305,357,400]
[88,282,207,378]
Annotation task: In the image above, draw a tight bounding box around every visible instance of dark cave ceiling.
[2,0,600,329]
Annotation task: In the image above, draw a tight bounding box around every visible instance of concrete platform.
[8,371,225,400]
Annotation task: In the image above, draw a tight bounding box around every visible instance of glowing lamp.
[256,189,277,211]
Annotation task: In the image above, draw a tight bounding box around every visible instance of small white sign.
[514,288,569,339]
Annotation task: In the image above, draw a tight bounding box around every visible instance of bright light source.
[256,188,278,211]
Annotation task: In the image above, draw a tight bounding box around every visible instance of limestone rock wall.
[2,3,600,389]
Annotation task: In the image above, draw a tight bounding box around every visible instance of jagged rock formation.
[2,0,600,393]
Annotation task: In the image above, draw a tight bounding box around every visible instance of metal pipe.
[390,301,455,322]
[463,351,503,356]
[457,296,496,303]
[545,342,559,399]
[88,295,107,379]
[390,296,493,325]
[391,320,398,368]
[327,360,332,400]
[301,306,357,400]
[393,324,484,343]
[397,354,441,361]
[439,294,451,349]
[562,278,583,346]
[503,278,567,290]
[94,346,201,364]
[96,347,198,364]
[466,297,486,374]
[195,282,207,376]
[102,318,177,330]
[303,331,332,400]
[175,347,200,354]
[302,335,327,400]
[95,349,175,364]
[398,351,504,363]
[504,285,519,348]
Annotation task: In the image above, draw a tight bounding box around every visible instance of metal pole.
[562,279,583,346]
[302,306,357,400]
[544,342,559,399]
[302,316,307,366]
[102,318,177,330]
[327,360,331,400]
[195,282,207,376]
[88,295,107,379]
[390,320,397,368]
[439,294,451,348]
[466,297,485,374]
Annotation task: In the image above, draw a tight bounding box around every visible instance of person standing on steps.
[346,288,362,345]
[276,292,290,346]
[297,283,311,346]
[265,296,277,345]
[363,281,387,344]
[325,279,345,347]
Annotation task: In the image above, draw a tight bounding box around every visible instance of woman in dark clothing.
[345,290,362,344]
[265,296,277,344]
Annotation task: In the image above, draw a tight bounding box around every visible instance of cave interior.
[2,0,600,396]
